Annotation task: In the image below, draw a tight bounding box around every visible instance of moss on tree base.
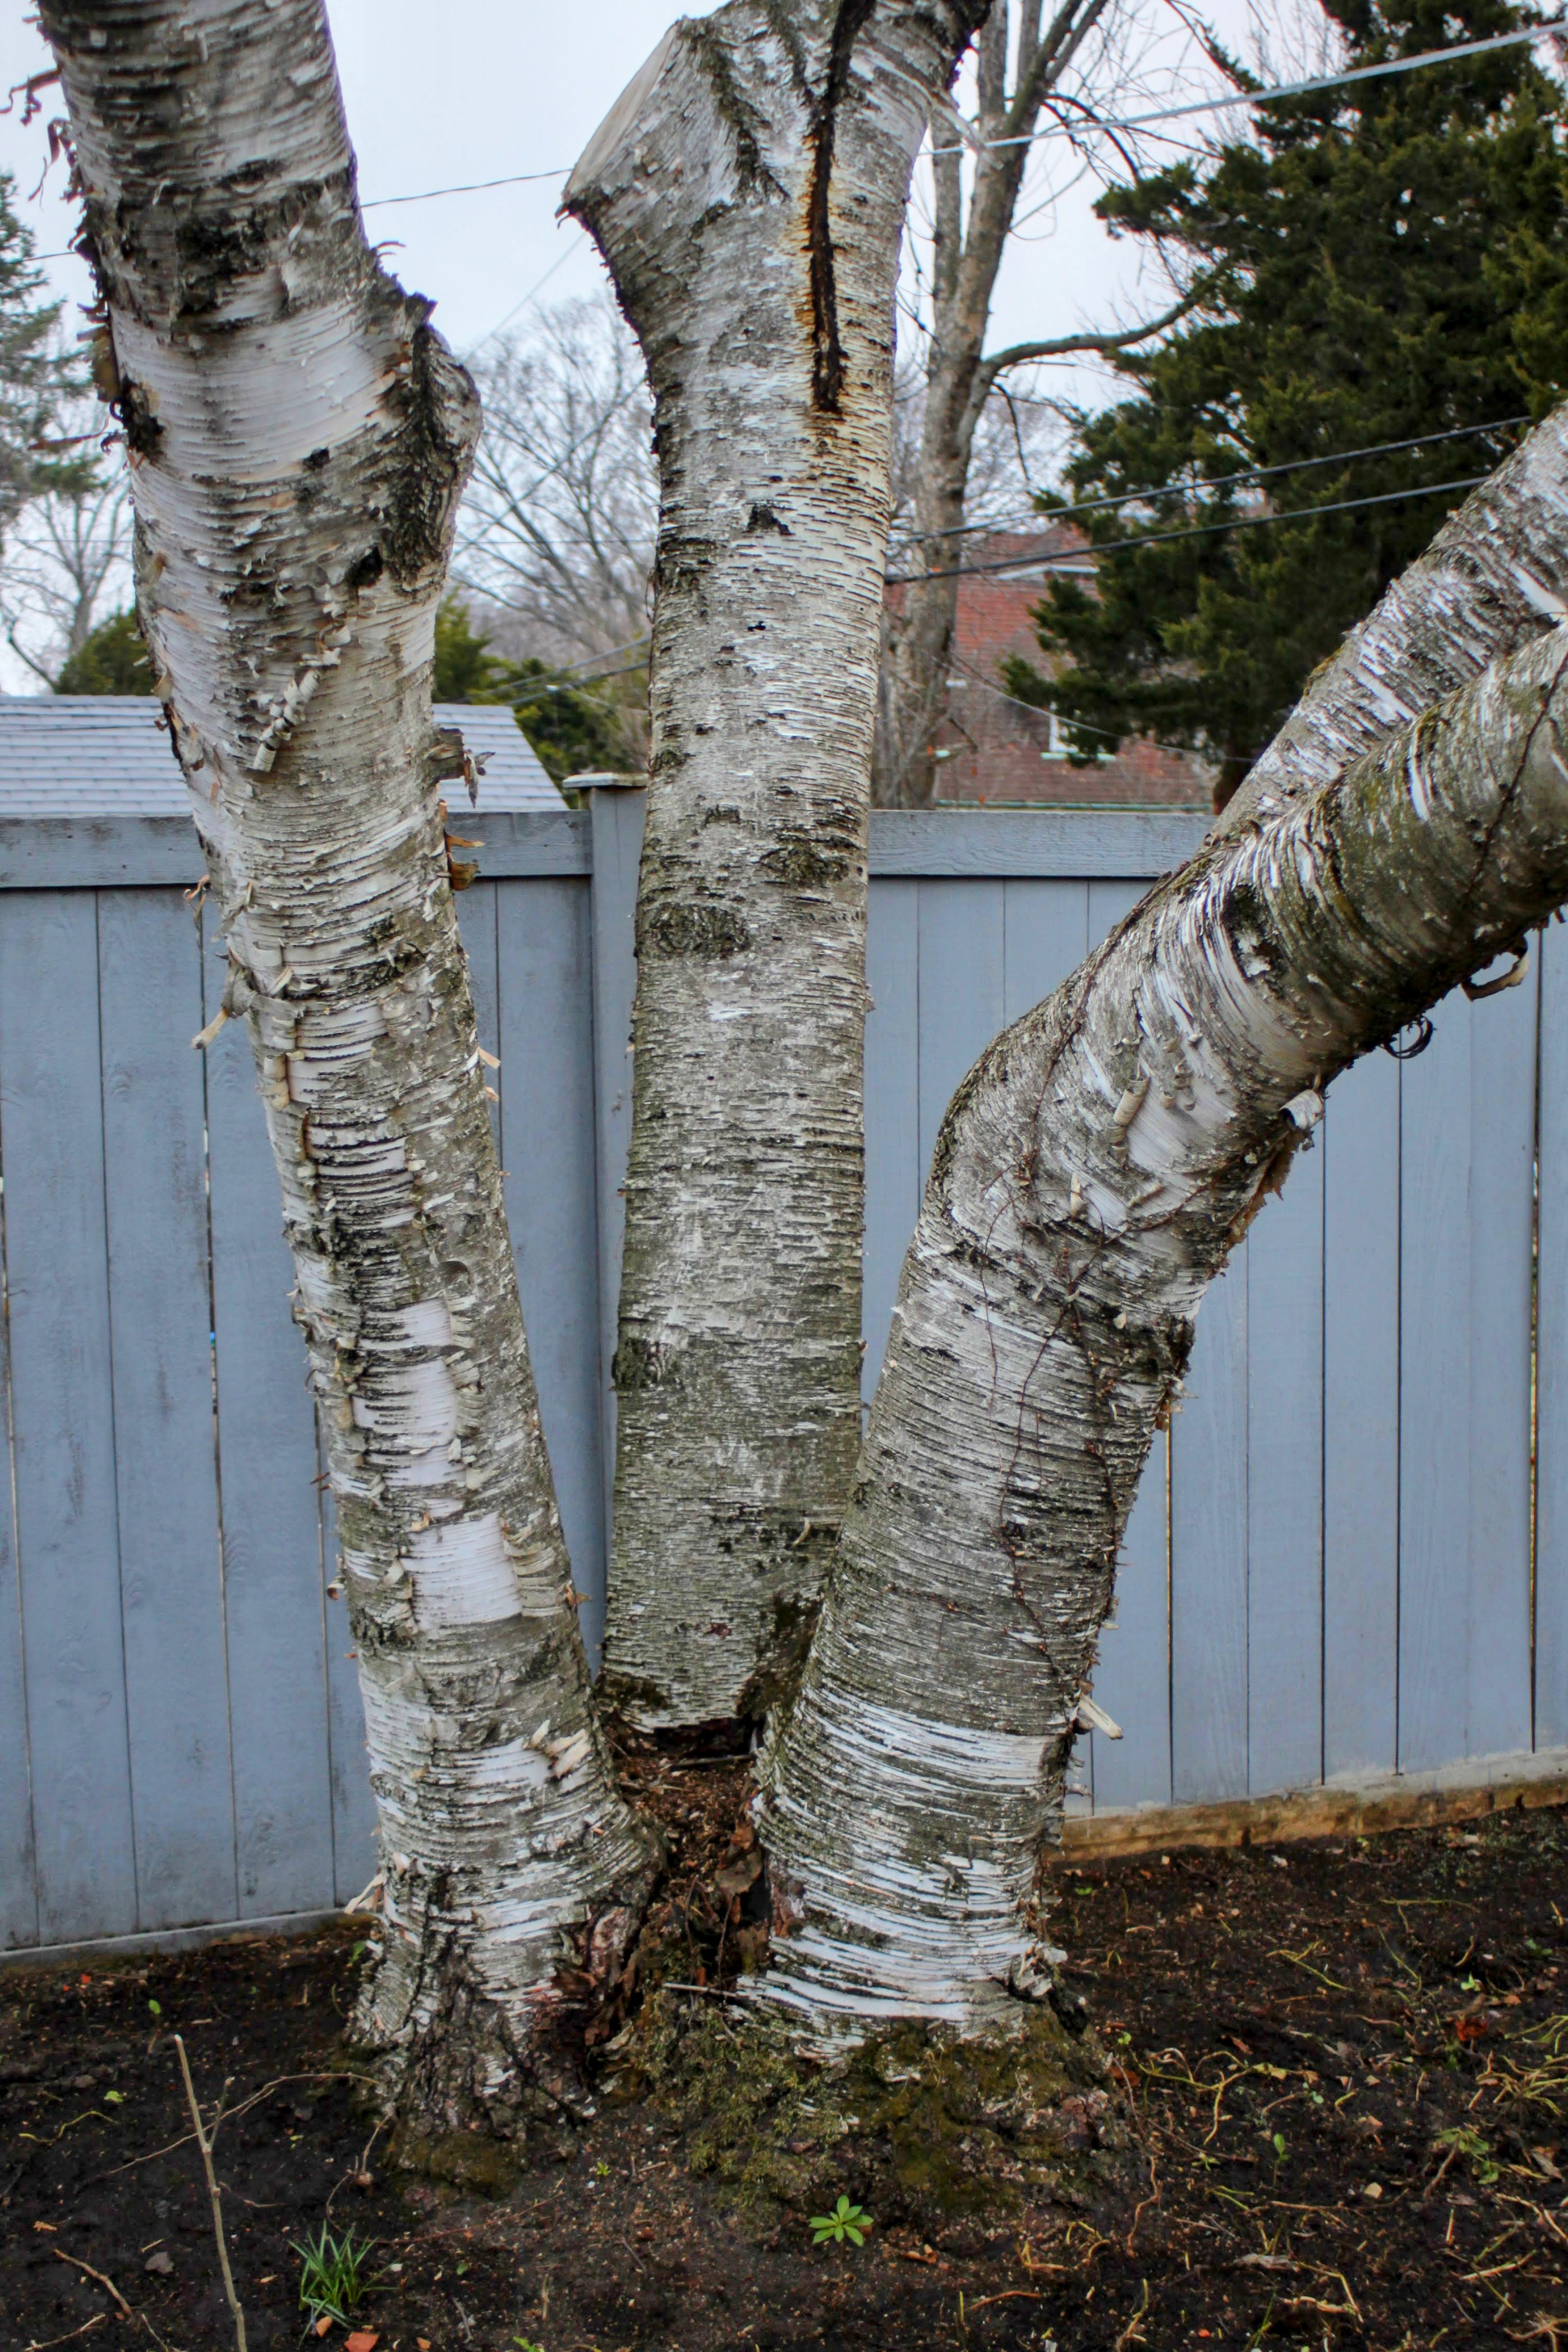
[603,1987,1133,2232]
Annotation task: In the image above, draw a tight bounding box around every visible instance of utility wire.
[949,647,1204,762]
[489,655,649,702]
[889,470,1494,583]
[362,167,566,210]
[930,19,1565,158]
[195,19,1557,222]
[885,415,1532,553]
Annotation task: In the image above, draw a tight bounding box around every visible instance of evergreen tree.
[431,592,503,701]
[499,655,628,784]
[430,592,629,784]
[1004,0,1568,806]
[53,606,150,693]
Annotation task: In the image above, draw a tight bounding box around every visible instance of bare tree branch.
[976,279,1210,391]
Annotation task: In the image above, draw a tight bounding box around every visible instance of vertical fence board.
[1087,879,1167,1808]
[1171,1252,1249,1802]
[0,1076,36,1945]
[1245,1137,1325,1794]
[203,904,335,1919]
[98,892,233,1930]
[460,881,502,1152]
[1539,921,1568,1750]
[863,880,921,1395]
[588,788,644,1564]
[1091,1434,1171,1810]
[1002,879,1089,1025]
[1322,1049,1401,1776]
[0,892,137,1941]
[1399,991,1472,1771]
[496,879,605,1659]
[917,880,1005,1184]
[1088,879,1146,951]
[1466,968,1537,1757]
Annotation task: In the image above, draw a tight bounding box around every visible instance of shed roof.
[0,696,563,819]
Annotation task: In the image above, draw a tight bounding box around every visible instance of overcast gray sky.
[3,0,1278,407]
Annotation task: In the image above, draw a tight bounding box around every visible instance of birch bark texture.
[1220,399,1568,834]
[37,0,654,2138]
[565,0,985,1730]
[761,619,1568,2030]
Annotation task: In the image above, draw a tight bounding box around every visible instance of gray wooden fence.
[1,791,1565,1957]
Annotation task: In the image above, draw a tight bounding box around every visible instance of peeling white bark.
[1222,402,1568,834]
[567,0,985,1728]
[762,621,1568,2031]
[38,0,654,2136]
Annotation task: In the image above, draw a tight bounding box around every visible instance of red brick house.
[909,525,1212,809]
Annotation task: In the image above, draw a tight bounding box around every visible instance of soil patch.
[2,1795,1566,2350]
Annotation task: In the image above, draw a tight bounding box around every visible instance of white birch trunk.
[761,617,1568,2031]
[38,0,655,2140]
[1221,401,1568,834]
[565,0,983,1729]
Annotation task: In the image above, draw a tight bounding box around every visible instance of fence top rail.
[0,801,1213,891]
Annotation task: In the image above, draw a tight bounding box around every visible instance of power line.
[362,167,565,210]
[930,19,1565,160]
[889,470,1495,584]
[950,647,1204,762]
[147,17,1553,224]
[485,653,649,702]
[885,415,1531,554]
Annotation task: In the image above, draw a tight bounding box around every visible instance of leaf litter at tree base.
[1,1786,1565,2349]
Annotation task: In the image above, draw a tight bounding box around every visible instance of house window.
[1040,709,1071,760]
[1040,709,1109,763]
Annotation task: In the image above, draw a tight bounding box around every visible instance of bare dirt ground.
[3,1784,1566,2352]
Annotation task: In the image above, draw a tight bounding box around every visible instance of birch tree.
[564,0,987,1731]
[39,0,1568,2151]
[34,0,655,2145]
[759,412,1568,2027]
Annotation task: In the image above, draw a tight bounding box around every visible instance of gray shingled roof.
[0,696,564,818]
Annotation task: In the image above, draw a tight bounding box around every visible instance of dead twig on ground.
[173,2033,248,2352]
[23,2317,107,2351]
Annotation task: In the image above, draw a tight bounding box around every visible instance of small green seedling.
[1271,2133,1287,2160]
[593,2158,611,2180]
[810,2195,872,2247]
[1434,2124,1499,2184]
[147,1999,162,2017]
[293,2221,378,2324]
[514,2339,546,2351]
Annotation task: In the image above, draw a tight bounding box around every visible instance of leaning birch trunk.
[565,0,983,1729]
[761,621,1568,2028]
[1220,398,1568,833]
[38,0,654,2141]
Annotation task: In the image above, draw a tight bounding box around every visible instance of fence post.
[582,776,646,1652]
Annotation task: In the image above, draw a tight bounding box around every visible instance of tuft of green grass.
[293,2221,379,2324]
[810,2194,872,2247]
